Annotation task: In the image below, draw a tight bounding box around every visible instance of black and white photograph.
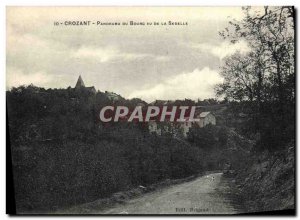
[6,6,295,215]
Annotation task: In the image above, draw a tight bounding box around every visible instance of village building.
[183,119,195,137]
[105,91,122,101]
[148,111,216,138]
[74,75,96,93]
[197,112,216,128]
[148,120,161,135]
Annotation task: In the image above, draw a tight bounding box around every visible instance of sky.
[6,7,250,102]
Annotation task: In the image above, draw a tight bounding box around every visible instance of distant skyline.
[7,7,256,102]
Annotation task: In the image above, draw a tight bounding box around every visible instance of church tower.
[74,75,96,93]
[75,75,85,88]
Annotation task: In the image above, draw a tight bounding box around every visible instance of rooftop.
[199,112,211,118]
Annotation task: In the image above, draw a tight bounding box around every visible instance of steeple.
[75,75,85,88]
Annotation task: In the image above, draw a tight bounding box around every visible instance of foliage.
[7,85,204,212]
[216,7,295,151]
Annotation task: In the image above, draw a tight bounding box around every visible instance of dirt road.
[97,172,241,214]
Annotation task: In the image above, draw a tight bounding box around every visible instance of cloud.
[6,7,253,99]
[128,67,223,102]
[193,41,250,60]
[6,67,54,89]
[72,46,120,63]
[72,46,170,63]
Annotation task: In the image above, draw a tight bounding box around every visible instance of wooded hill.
[7,86,247,213]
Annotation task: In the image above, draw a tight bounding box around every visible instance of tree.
[216,7,295,150]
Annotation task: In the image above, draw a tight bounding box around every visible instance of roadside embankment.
[234,141,295,213]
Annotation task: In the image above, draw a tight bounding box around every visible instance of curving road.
[98,173,240,215]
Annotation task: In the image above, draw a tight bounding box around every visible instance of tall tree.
[216,6,295,150]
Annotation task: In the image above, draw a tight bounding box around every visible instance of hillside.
[7,85,233,213]
[234,141,295,213]
[7,85,295,214]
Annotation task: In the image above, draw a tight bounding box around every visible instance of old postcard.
[6,6,295,215]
